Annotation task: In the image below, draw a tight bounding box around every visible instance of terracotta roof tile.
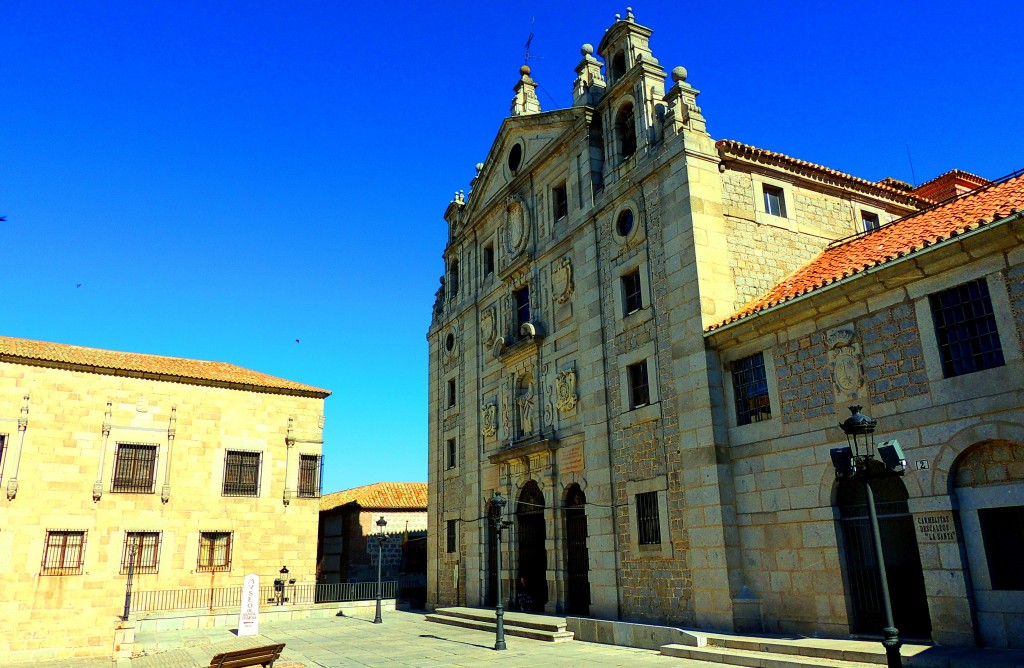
[0,335,330,396]
[716,140,933,207]
[320,482,428,512]
[912,169,991,203]
[708,171,1024,331]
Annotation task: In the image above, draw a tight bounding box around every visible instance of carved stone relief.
[827,326,865,402]
[556,367,578,413]
[481,401,497,439]
[517,373,536,437]
[480,305,497,346]
[504,194,529,258]
[552,256,574,304]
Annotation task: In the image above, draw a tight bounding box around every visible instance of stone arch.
[610,49,627,82]
[560,472,588,494]
[614,100,637,162]
[952,439,1024,489]
[929,421,1024,501]
[515,479,548,611]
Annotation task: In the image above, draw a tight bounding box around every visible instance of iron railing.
[131,580,398,613]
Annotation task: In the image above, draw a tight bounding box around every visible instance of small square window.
[929,278,1004,378]
[636,492,661,545]
[627,361,650,409]
[483,245,494,276]
[122,531,161,575]
[553,183,568,220]
[111,443,158,494]
[446,520,457,553]
[222,450,261,497]
[298,454,322,498]
[446,439,457,469]
[978,506,1024,590]
[862,211,880,232]
[41,530,87,575]
[515,287,531,327]
[731,352,771,425]
[198,531,232,572]
[763,184,787,217]
[447,379,457,408]
[622,269,643,315]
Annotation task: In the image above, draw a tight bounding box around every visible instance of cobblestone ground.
[16,611,722,667]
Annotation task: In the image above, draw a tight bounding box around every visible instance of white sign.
[238,574,260,636]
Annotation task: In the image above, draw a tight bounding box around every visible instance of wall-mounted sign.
[560,444,584,474]
[238,573,260,636]
[915,511,956,543]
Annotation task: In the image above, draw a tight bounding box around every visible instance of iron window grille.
[483,245,495,276]
[763,184,787,217]
[111,443,158,493]
[515,287,531,328]
[446,520,457,553]
[121,531,161,574]
[627,361,650,409]
[978,506,1024,590]
[862,211,880,232]
[446,439,457,469]
[929,278,1005,378]
[41,530,87,575]
[197,531,232,572]
[553,183,568,220]
[297,454,322,498]
[636,492,661,545]
[731,352,772,425]
[222,450,262,497]
[622,269,643,315]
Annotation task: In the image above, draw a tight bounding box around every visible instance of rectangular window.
[41,530,87,575]
[622,269,643,315]
[0,434,7,483]
[483,245,494,276]
[979,506,1024,590]
[515,287,531,327]
[446,438,457,469]
[197,531,232,572]
[111,443,158,493]
[121,531,161,575]
[763,184,787,217]
[446,520,457,553]
[297,454,322,498]
[447,379,457,408]
[929,278,1005,378]
[222,451,262,497]
[732,352,771,425]
[553,183,568,220]
[450,260,460,296]
[862,211,880,232]
[627,361,650,409]
[636,492,661,545]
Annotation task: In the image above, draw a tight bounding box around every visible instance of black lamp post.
[373,516,388,624]
[490,491,513,651]
[832,406,907,668]
[122,544,137,620]
[275,565,290,605]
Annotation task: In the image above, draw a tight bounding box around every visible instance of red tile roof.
[912,169,990,202]
[717,140,932,207]
[0,335,330,396]
[708,171,1024,331]
[320,482,428,512]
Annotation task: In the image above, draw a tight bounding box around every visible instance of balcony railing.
[130,580,398,614]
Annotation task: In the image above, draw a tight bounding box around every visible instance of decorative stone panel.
[858,303,929,404]
[774,332,834,424]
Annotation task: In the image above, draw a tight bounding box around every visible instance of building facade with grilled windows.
[0,336,329,661]
[426,10,1024,649]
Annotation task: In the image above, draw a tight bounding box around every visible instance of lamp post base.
[882,626,902,668]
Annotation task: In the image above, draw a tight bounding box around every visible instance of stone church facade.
[426,11,1023,648]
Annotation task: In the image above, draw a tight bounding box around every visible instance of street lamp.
[490,491,513,651]
[275,565,291,605]
[373,516,388,624]
[832,406,907,668]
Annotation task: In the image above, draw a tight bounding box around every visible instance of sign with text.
[560,444,584,474]
[915,511,957,543]
[238,573,260,636]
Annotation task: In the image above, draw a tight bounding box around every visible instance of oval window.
[445,333,455,352]
[616,209,634,237]
[507,144,523,173]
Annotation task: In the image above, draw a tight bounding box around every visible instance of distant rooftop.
[320,482,428,512]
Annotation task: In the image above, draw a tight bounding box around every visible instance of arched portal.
[837,470,931,638]
[516,481,547,612]
[564,484,590,615]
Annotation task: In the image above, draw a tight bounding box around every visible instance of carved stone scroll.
[556,368,578,413]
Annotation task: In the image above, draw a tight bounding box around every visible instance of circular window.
[507,143,523,173]
[616,209,634,237]
[445,333,455,352]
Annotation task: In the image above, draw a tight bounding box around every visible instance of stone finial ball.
[671,66,688,83]
[581,43,594,56]
[520,65,531,76]
[476,163,484,172]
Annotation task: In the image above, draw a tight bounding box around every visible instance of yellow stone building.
[0,336,329,661]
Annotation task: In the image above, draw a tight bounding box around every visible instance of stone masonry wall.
[859,302,929,403]
[1006,265,1024,352]
[774,331,835,424]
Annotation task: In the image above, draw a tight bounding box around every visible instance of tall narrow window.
[615,103,636,162]
[610,51,627,82]
[762,184,787,217]
[553,183,568,220]
[929,278,1004,378]
[197,531,232,572]
[298,454,322,498]
[41,530,87,575]
[446,520,457,553]
[589,115,605,194]
[627,361,650,409]
[861,211,880,232]
[622,269,643,315]
[636,492,661,545]
[447,379,457,408]
[222,450,262,497]
[111,443,158,493]
[731,352,771,425]
[446,439,457,470]
[515,287,531,327]
[122,531,161,574]
[483,245,494,276]
[450,260,460,296]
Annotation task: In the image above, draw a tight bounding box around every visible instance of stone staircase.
[425,607,574,642]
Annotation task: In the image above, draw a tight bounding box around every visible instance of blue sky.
[2,1,1021,493]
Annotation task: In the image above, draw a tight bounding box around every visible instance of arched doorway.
[564,484,590,615]
[516,481,547,612]
[837,470,931,638]
[485,502,500,607]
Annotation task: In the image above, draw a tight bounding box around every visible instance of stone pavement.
[15,610,708,667]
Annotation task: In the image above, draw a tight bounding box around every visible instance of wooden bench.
[208,643,286,668]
